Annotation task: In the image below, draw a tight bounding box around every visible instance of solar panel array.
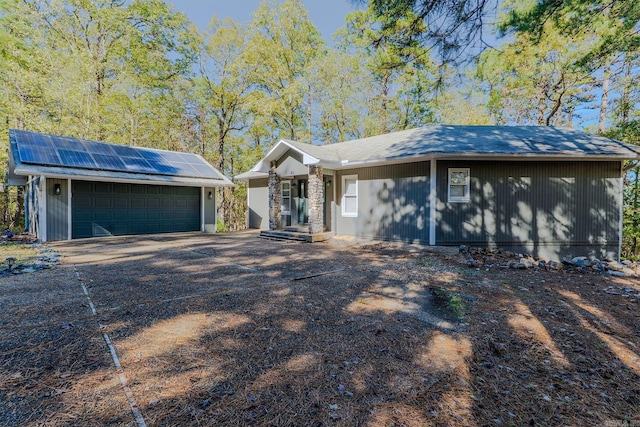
[11,130,226,180]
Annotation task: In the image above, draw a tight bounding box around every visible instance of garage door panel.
[131,210,145,221]
[112,210,128,221]
[113,223,129,234]
[74,197,92,208]
[72,181,200,238]
[113,183,129,193]
[95,182,111,193]
[131,184,146,194]
[95,198,111,208]
[112,197,129,209]
[131,199,145,208]
[94,210,112,221]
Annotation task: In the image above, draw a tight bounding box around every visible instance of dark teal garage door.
[72,181,200,238]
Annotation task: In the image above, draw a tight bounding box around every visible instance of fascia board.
[14,166,234,188]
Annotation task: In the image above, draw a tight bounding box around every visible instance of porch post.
[308,165,324,234]
[268,161,282,230]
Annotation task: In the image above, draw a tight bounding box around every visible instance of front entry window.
[281,181,291,215]
[298,179,308,224]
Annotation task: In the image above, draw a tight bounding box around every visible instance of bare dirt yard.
[1,231,639,426]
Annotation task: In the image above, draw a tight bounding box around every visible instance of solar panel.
[110,144,142,158]
[87,142,118,156]
[58,149,96,168]
[18,146,61,165]
[10,129,226,180]
[92,154,126,170]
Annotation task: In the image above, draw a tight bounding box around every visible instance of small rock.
[329,412,341,421]
[201,398,212,409]
[608,271,627,278]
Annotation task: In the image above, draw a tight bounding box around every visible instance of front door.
[297,179,308,224]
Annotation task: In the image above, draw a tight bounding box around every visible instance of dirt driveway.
[1,231,639,426]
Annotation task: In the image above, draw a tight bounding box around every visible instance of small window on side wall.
[342,175,358,217]
[448,168,470,203]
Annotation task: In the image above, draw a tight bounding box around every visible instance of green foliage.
[500,0,640,68]
[605,122,640,259]
[334,4,436,136]
[431,286,466,319]
[216,218,228,233]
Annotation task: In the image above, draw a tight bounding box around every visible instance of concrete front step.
[259,230,332,243]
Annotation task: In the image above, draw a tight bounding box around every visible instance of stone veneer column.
[308,165,324,234]
[268,161,281,230]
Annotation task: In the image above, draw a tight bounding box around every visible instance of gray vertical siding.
[46,178,69,241]
[336,162,431,243]
[204,187,216,232]
[436,160,622,259]
[248,178,269,230]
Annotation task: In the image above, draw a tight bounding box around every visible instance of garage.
[72,181,201,238]
[7,129,233,242]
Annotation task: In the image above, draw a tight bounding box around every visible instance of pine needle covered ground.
[1,232,639,426]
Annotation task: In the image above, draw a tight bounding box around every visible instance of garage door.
[72,181,200,238]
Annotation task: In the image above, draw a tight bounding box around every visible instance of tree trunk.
[598,59,611,133]
[633,167,639,255]
[621,59,632,124]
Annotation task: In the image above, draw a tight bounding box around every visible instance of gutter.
[14,167,235,188]
[320,153,639,170]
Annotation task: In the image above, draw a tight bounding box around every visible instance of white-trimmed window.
[342,175,358,217]
[281,181,291,215]
[448,168,470,203]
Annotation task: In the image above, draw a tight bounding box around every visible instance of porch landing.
[259,228,332,243]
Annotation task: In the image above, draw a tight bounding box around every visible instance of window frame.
[447,168,470,203]
[281,180,291,215]
[341,174,358,217]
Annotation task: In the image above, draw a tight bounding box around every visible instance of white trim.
[39,175,47,242]
[212,189,217,233]
[200,186,205,232]
[318,153,639,171]
[281,181,291,215]
[67,178,72,240]
[447,168,470,203]
[332,173,337,233]
[619,161,624,261]
[14,168,233,187]
[341,174,358,217]
[253,139,321,173]
[429,159,436,245]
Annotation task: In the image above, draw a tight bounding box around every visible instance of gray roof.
[9,130,233,187]
[237,125,640,179]
[315,125,640,164]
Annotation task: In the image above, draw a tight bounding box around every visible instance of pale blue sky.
[167,0,361,43]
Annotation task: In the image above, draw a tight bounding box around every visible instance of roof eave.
[13,166,235,188]
[254,139,321,172]
[332,152,638,169]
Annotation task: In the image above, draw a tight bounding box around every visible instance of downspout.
[67,179,72,240]
[39,175,47,242]
[429,158,437,246]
